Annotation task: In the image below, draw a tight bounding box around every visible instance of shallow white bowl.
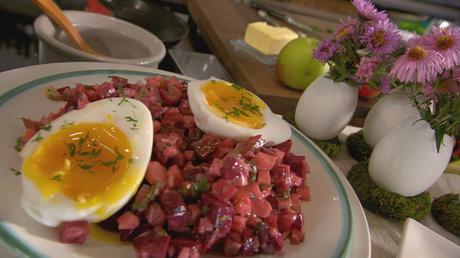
[34,11,166,68]
[397,218,460,258]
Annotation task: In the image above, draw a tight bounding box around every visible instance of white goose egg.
[369,116,455,197]
[362,93,420,148]
[20,98,153,227]
[187,79,291,145]
[295,75,358,140]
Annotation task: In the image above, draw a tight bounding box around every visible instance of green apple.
[276,37,328,90]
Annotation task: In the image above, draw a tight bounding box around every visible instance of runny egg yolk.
[22,122,132,204]
[201,81,266,129]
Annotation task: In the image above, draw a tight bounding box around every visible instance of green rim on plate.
[0,69,353,258]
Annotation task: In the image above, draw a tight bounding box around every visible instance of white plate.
[397,218,460,258]
[0,62,365,258]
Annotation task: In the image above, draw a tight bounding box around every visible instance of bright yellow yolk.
[201,81,266,129]
[23,122,132,206]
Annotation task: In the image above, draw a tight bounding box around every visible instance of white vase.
[295,75,359,140]
[369,116,455,197]
[362,93,420,148]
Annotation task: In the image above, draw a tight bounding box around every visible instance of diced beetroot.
[160,190,190,232]
[235,135,265,159]
[284,152,310,178]
[233,192,252,216]
[208,158,223,177]
[170,238,202,258]
[145,202,166,226]
[201,194,233,248]
[224,232,242,257]
[290,192,302,211]
[241,230,260,256]
[58,221,89,244]
[166,165,184,189]
[255,151,277,171]
[182,115,195,129]
[117,211,140,230]
[251,199,272,218]
[198,217,214,234]
[172,152,185,168]
[159,84,181,106]
[211,179,237,201]
[231,215,247,234]
[145,161,167,186]
[182,162,209,181]
[296,185,311,201]
[154,133,182,165]
[273,140,292,154]
[257,170,271,186]
[192,133,220,159]
[264,212,279,230]
[212,146,233,159]
[178,247,190,258]
[278,210,298,233]
[221,153,249,186]
[133,227,170,258]
[153,120,162,133]
[123,87,137,98]
[163,108,183,124]
[271,164,293,191]
[268,227,284,251]
[134,184,150,204]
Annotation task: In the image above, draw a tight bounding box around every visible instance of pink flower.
[334,17,359,41]
[356,56,382,80]
[313,39,339,62]
[389,38,445,83]
[420,26,460,69]
[360,20,401,55]
[351,0,388,22]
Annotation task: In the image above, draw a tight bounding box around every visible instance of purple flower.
[360,20,401,55]
[420,26,460,69]
[313,39,338,62]
[334,17,359,41]
[351,0,388,22]
[379,76,392,93]
[356,56,382,80]
[389,38,445,83]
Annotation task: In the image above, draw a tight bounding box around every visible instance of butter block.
[244,22,298,56]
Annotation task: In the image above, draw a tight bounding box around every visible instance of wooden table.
[187,0,377,126]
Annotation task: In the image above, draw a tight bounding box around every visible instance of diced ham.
[211,179,237,200]
[145,161,167,186]
[58,221,89,244]
[117,211,140,230]
[255,151,277,171]
[133,227,171,258]
[145,202,166,226]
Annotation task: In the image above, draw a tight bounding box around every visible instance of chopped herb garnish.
[50,174,63,181]
[66,143,76,157]
[40,124,52,131]
[90,148,102,158]
[230,83,243,91]
[78,163,95,170]
[117,97,137,108]
[14,137,23,152]
[32,132,43,142]
[61,120,74,129]
[10,168,21,175]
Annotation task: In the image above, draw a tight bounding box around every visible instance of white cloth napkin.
[335,126,460,258]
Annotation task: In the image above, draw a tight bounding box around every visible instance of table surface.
[187,0,377,126]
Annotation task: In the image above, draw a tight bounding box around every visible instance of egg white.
[187,79,291,145]
[20,98,153,227]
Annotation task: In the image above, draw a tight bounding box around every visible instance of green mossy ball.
[431,194,460,237]
[345,130,373,162]
[347,162,431,222]
[282,111,342,158]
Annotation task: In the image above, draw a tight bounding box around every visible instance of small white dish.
[34,11,166,68]
[397,218,460,258]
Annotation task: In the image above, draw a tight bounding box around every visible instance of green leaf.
[434,128,445,153]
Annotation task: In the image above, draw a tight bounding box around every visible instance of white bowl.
[34,10,166,68]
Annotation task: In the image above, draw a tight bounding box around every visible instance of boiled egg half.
[187,79,291,145]
[20,98,153,227]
